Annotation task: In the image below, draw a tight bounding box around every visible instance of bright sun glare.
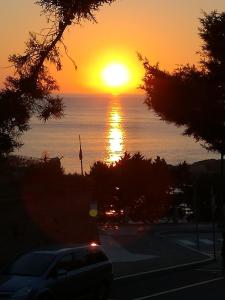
[102,63,130,88]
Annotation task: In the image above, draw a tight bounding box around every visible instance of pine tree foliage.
[0,0,115,156]
[140,11,225,157]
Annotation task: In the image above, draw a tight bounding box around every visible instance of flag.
[79,135,83,161]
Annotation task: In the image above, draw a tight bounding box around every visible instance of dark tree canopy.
[0,0,115,157]
[89,152,173,222]
[140,11,225,158]
[37,0,114,22]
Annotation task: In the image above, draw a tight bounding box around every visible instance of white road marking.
[177,238,214,246]
[100,235,158,263]
[114,258,213,280]
[131,277,225,299]
[165,236,212,257]
[201,239,213,245]
[196,268,222,272]
[177,239,196,247]
[100,226,150,236]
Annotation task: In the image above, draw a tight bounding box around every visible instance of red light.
[90,242,98,247]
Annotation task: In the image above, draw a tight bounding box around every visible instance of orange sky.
[1,0,225,94]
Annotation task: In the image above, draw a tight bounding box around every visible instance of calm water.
[18,94,218,174]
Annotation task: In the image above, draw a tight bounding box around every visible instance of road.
[110,261,225,300]
[100,223,222,277]
[164,231,221,256]
[100,224,225,299]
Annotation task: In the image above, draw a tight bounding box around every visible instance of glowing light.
[102,63,130,88]
[90,242,98,247]
[112,112,121,123]
[87,49,144,94]
[89,209,98,218]
[89,202,98,218]
[109,129,123,152]
[106,102,125,164]
[105,210,116,216]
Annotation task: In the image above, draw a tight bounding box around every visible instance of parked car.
[0,244,113,300]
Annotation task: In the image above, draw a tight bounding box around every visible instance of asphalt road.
[101,224,216,277]
[162,231,222,256]
[110,261,225,300]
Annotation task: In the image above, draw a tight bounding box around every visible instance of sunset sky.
[1,0,225,94]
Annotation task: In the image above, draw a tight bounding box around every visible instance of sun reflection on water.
[106,101,125,164]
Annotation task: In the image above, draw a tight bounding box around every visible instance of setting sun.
[102,63,130,87]
[87,48,144,94]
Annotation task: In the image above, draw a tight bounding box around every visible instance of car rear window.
[4,253,55,276]
[72,248,108,270]
[53,254,73,272]
[87,248,108,265]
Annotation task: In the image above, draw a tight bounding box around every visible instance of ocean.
[17,94,218,174]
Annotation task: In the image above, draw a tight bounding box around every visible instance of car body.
[0,244,113,300]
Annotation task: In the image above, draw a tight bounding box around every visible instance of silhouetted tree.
[0,0,115,157]
[140,11,225,177]
[168,162,193,222]
[89,161,115,211]
[89,152,173,222]
[172,162,191,189]
[144,156,172,221]
[114,152,151,213]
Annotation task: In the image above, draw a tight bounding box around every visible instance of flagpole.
[79,135,84,176]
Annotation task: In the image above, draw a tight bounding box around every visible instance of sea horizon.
[17,93,218,174]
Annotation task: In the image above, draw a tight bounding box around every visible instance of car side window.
[54,254,73,273]
[87,249,108,265]
[71,248,108,271]
[72,250,89,270]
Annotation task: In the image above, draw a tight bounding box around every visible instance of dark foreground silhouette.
[0,244,113,300]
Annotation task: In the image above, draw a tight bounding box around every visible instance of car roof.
[31,244,102,256]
